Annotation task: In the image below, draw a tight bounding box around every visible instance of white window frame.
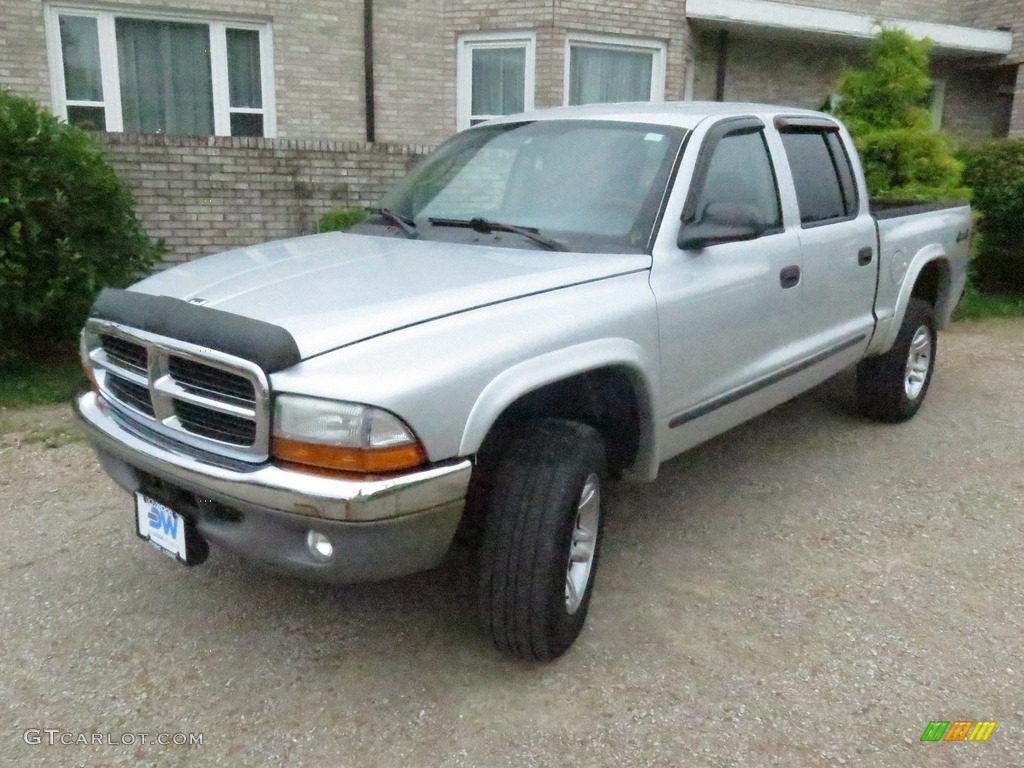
[563,33,667,106]
[44,5,276,137]
[456,31,536,131]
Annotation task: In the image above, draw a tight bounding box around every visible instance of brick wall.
[693,30,858,109]
[0,0,374,142]
[8,0,1019,143]
[957,0,1024,135]
[960,0,1024,62]
[937,63,1017,138]
[770,0,961,25]
[103,134,427,263]
[0,1,50,103]
[375,0,450,144]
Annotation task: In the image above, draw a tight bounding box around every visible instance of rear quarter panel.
[867,205,971,356]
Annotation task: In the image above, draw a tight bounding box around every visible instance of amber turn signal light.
[271,436,426,473]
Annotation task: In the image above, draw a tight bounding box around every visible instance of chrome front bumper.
[74,391,472,582]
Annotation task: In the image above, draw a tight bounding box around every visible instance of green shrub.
[834,27,967,201]
[855,127,965,200]
[317,207,368,233]
[960,139,1024,294]
[0,89,161,364]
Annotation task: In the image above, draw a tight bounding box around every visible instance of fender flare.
[874,245,952,355]
[458,338,660,478]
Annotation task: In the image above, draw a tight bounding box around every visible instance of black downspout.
[714,29,729,102]
[363,0,376,142]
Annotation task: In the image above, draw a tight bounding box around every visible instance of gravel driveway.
[2,319,1023,768]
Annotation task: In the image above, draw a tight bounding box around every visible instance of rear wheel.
[477,418,606,661]
[857,297,937,422]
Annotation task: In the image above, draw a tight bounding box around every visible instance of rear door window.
[780,130,858,226]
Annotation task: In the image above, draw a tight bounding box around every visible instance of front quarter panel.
[268,271,661,474]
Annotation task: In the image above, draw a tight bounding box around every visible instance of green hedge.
[960,139,1024,294]
[317,207,368,233]
[0,90,161,364]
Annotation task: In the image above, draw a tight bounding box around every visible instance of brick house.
[2,0,1021,260]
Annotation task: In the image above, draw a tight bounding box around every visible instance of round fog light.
[306,530,334,562]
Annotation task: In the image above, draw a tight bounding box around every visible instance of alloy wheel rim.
[904,326,932,400]
[565,473,600,615]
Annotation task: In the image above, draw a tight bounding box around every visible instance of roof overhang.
[686,0,1014,58]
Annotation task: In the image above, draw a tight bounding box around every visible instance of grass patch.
[0,404,83,447]
[0,358,87,409]
[954,285,1024,321]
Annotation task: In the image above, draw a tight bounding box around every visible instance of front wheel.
[477,418,606,661]
[857,297,937,423]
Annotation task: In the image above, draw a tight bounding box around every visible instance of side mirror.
[677,202,768,250]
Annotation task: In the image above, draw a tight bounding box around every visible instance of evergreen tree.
[834,26,967,200]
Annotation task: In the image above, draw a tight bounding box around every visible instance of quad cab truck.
[75,102,971,660]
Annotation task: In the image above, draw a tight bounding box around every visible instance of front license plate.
[135,493,188,563]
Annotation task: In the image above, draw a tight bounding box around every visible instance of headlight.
[271,394,426,473]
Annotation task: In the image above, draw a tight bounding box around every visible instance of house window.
[457,33,535,131]
[565,35,666,106]
[45,7,275,137]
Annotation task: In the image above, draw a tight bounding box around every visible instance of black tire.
[857,297,937,423]
[478,418,606,661]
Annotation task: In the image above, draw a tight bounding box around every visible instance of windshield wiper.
[428,217,567,251]
[370,207,419,239]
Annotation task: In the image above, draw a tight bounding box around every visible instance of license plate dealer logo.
[135,493,187,560]
[148,506,179,538]
[920,721,996,742]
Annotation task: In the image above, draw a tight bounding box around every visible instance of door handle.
[858,247,873,266]
[779,265,800,289]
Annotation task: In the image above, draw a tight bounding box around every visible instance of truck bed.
[869,198,968,220]
[868,199,971,352]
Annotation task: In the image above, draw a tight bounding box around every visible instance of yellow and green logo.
[920,721,996,742]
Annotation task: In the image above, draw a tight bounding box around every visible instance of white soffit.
[686,0,1013,57]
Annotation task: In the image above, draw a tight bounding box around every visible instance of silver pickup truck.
[75,102,970,660]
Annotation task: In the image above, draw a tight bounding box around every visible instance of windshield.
[370,120,686,254]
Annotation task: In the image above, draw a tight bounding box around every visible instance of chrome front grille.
[83,320,270,462]
[106,374,156,416]
[174,400,257,446]
[167,357,256,406]
[100,335,147,375]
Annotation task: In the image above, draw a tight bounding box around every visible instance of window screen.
[780,131,855,225]
[116,18,214,136]
[471,47,526,122]
[690,130,782,230]
[568,45,654,105]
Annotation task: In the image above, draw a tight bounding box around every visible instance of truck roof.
[486,100,828,131]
